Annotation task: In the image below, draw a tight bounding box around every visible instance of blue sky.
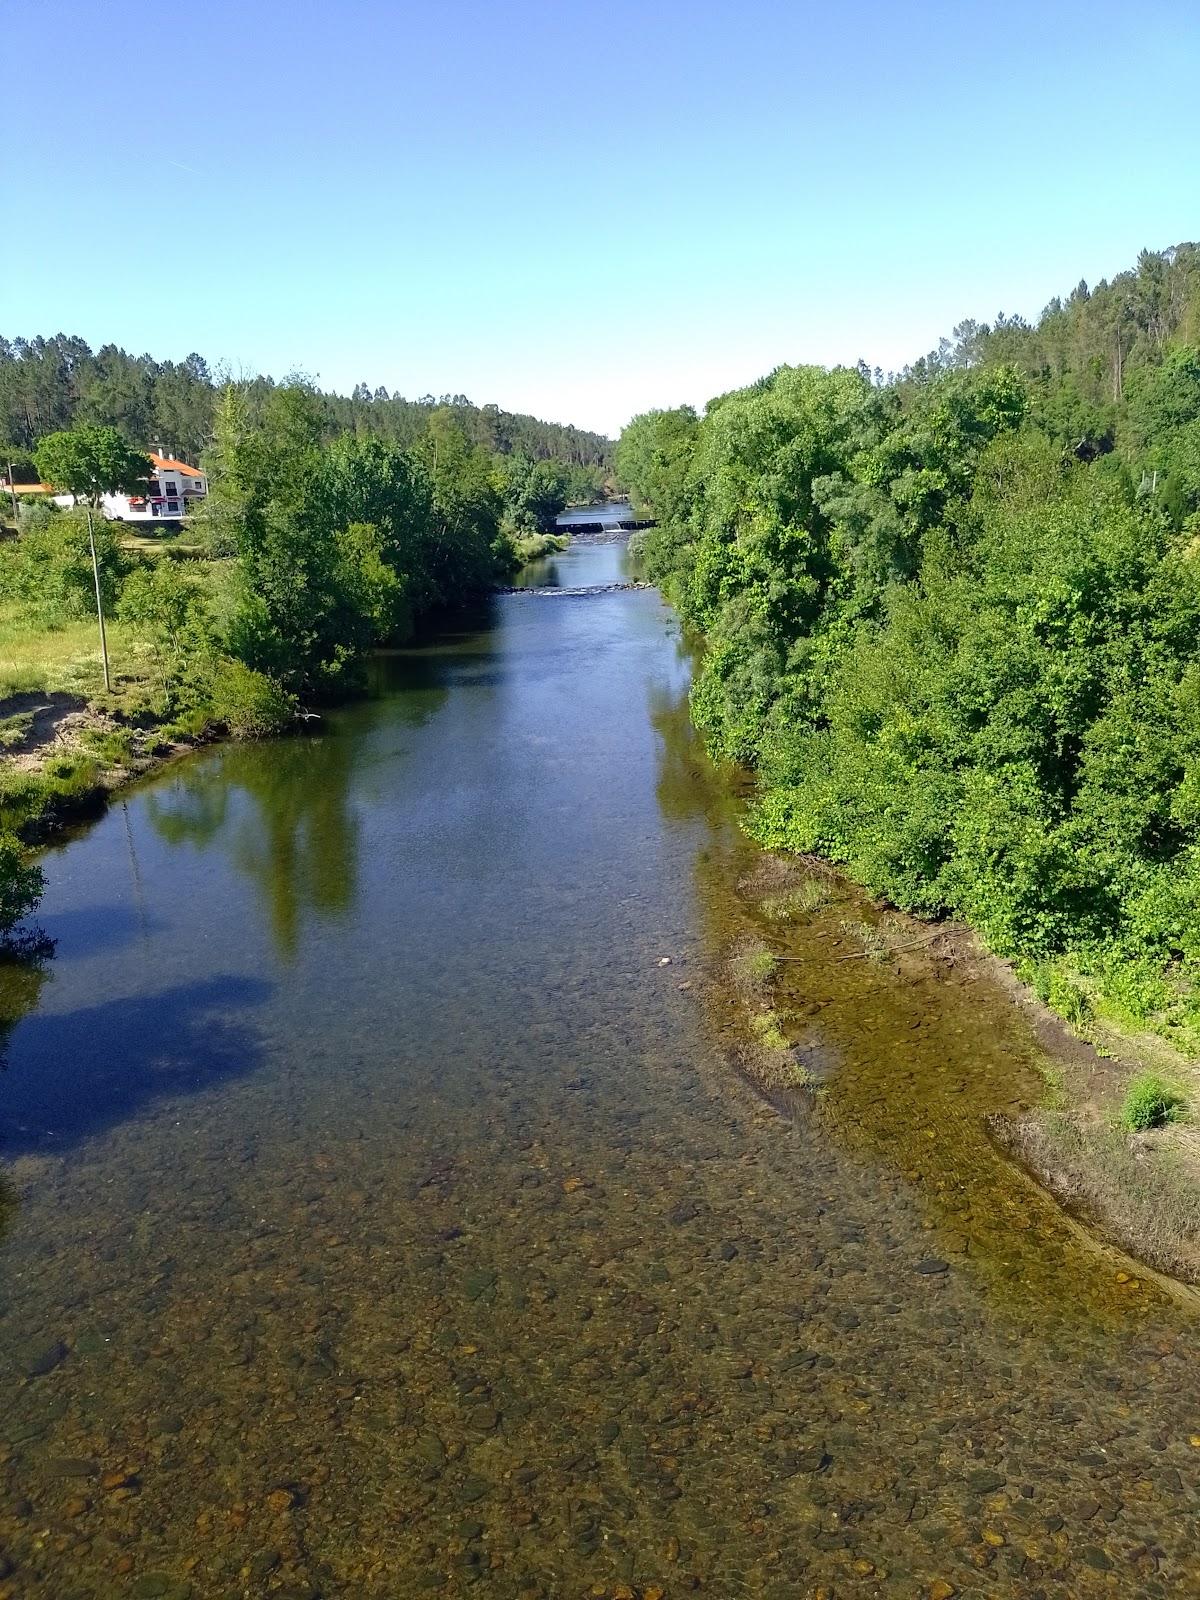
[7,0,1200,436]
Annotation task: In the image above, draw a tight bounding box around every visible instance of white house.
[104,453,208,522]
[4,452,208,524]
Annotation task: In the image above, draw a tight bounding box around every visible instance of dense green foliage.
[4,508,130,622]
[33,424,151,505]
[625,243,1200,1048]
[0,335,612,469]
[4,390,520,708]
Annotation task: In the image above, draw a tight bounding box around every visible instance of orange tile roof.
[148,453,204,478]
[5,481,53,494]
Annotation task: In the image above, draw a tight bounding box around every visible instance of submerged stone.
[16,1339,67,1378]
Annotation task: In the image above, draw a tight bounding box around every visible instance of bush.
[208,659,297,739]
[0,508,130,623]
[1120,1072,1186,1131]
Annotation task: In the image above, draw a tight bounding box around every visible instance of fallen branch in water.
[835,930,947,962]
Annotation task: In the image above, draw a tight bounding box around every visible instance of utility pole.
[5,462,17,525]
[85,504,112,693]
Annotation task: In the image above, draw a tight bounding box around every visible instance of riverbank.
[0,688,219,843]
[10,573,1199,1300]
[704,846,1200,1289]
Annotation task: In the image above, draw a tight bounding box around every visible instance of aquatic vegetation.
[729,940,778,991]
[1120,1071,1186,1131]
[840,918,893,965]
[750,1008,789,1052]
[760,877,831,920]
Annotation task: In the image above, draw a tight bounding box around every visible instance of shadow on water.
[37,901,166,957]
[0,973,272,1156]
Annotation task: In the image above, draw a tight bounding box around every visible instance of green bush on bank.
[207,661,297,739]
[620,267,1200,1052]
[1120,1072,1186,1131]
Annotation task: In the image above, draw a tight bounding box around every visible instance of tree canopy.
[33,424,150,504]
[622,240,1200,1053]
[1,335,612,469]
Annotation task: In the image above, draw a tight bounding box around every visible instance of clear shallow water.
[0,540,1197,1598]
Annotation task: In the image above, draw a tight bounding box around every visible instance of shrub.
[1120,1072,1186,1132]
[208,659,297,739]
[1029,960,1093,1027]
[0,508,130,623]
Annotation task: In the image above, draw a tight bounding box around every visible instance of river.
[0,539,1197,1598]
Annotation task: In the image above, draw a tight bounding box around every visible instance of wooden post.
[5,462,17,524]
[86,505,112,693]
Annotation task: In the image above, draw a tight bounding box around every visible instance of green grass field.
[0,602,154,702]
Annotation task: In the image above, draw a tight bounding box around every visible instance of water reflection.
[0,949,53,1075]
[648,663,1171,1324]
[146,735,359,962]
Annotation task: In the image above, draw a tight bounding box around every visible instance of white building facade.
[104,453,208,522]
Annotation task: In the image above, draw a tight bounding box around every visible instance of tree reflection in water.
[146,733,360,962]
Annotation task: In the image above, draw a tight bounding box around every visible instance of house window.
[165,482,178,496]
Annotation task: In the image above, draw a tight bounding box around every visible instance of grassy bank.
[509,530,570,563]
[989,986,1200,1283]
[0,604,216,843]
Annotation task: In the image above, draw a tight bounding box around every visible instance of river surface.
[554,501,633,529]
[0,540,1198,1599]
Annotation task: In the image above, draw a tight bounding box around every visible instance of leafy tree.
[415,409,505,596]
[33,424,150,505]
[614,406,699,524]
[498,453,570,534]
[628,253,1200,1048]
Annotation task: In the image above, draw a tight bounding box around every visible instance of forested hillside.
[0,335,612,469]
[619,242,1200,1048]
